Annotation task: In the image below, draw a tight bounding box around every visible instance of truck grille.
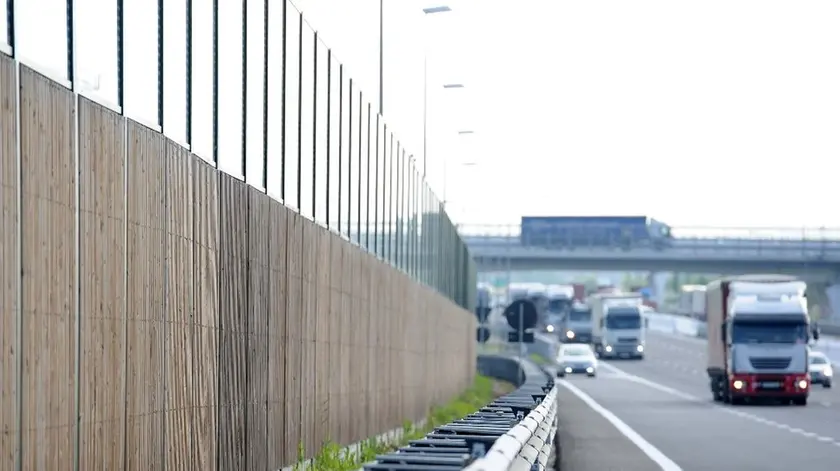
[617,337,638,343]
[749,357,791,370]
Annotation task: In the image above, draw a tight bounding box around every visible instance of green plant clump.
[295,374,500,471]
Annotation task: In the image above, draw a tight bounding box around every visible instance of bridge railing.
[458,224,840,255]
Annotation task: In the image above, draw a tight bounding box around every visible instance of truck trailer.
[590,292,646,359]
[706,275,815,405]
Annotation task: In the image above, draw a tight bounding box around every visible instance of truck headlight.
[605,345,613,352]
[798,379,809,389]
[733,380,744,390]
[636,345,644,352]
[824,367,833,377]
[546,325,554,333]
[566,330,575,339]
[565,367,572,373]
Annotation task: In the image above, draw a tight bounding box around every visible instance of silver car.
[809,351,833,388]
[556,343,598,378]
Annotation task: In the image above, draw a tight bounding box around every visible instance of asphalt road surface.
[551,330,840,470]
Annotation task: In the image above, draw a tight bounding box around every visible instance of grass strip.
[295,374,510,471]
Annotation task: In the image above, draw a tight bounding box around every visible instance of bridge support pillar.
[805,282,840,322]
[646,272,669,308]
[824,283,840,322]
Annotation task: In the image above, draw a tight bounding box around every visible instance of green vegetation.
[294,374,506,471]
[529,353,551,365]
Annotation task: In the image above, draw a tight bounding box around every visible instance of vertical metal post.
[280,0,287,198]
[378,0,383,116]
[363,101,369,247]
[337,64,343,232]
[212,0,219,166]
[11,0,21,467]
[185,0,192,147]
[356,93,362,241]
[67,0,80,468]
[241,0,248,180]
[422,53,427,178]
[6,0,15,55]
[261,0,269,191]
[157,0,164,131]
[325,49,331,228]
[395,143,401,268]
[116,0,128,468]
[373,117,379,253]
[388,133,394,263]
[347,79,353,238]
[296,13,303,209]
[312,32,318,219]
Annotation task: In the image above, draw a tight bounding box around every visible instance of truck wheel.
[824,381,832,389]
[793,397,807,406]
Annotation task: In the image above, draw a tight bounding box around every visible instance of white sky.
[5,0,840,233]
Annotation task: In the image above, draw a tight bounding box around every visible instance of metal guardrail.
[360,354,557,471]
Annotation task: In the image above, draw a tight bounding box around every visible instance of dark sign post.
[504,299,538,361]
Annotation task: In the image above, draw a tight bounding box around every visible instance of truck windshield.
[569,310,591,322]
[548,298,571,312]
[605,311,641,329]
[731,321,808,344]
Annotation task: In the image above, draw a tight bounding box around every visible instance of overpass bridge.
[460,224,840,279]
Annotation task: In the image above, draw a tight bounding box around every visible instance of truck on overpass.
[520,215,674,250]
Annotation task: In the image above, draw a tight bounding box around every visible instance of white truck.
[706,274,816,406]
[591,292,646,359]
[679,285,707,320]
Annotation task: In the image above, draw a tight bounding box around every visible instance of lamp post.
[380,3,452,117]
[442,130,476,209]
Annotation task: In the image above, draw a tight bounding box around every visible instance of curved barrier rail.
[359,355,557,471]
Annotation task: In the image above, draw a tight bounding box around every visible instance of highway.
[552,328,840,470]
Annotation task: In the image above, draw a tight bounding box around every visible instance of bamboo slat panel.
[300,221,316,456]
[192,156,219,469]
[164,142,196,470]
[327,232,343,444]
[217,174,248,470]
[125,121,166,471]
[314,226,331,448]
[19,65,77,470]
[246,188,270,470]
[0,54,18,470]
[266,199,288,465]
[6,53,478,471]
[284,211,303,460]
[78,97,126,470]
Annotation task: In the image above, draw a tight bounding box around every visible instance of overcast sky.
[6,0,840,235]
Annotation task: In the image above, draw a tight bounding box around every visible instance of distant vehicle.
[476,283,493,322]
[706,275,815,406]
[560,302,593,344]
[556,343,598,378]
[591,292,646,359]
[679,285,707,320]
[544,284,575,333]
[808,351,833,388]
[519,216,673,250]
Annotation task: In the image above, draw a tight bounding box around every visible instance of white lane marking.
[559,379,683,471]
[598,362,840,447]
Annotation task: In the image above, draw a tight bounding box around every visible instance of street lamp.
[420,6,455,178]
[379,3,452,116]
[442,130,476,208]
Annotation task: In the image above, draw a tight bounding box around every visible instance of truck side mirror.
[813,327,820,341]
[720,323,727,342]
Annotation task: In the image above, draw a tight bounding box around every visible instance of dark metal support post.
[157,0,164,130]
[261,0,269,191]
[212,0,219,166]
[241,0,248,180]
